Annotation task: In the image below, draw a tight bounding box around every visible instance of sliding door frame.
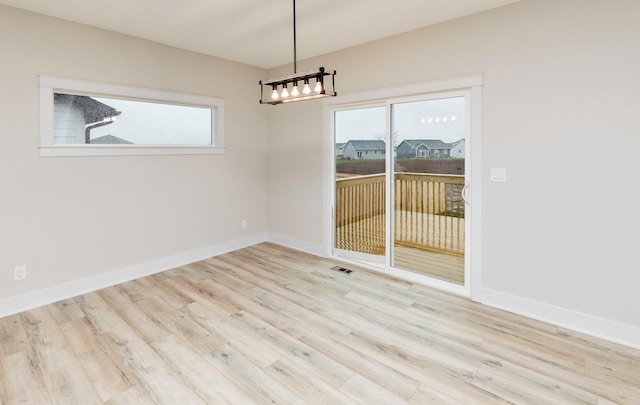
[323,75,483,299]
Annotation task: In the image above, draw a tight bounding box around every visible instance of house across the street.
[396,139,452,159]
[342,140,386,160]
[450,139,465,158]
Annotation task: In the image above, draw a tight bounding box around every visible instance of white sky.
[335,96,465,145]
[90,97,212,144]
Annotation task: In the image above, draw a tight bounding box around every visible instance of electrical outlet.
[14,265,27,281]
[241,219,247,229]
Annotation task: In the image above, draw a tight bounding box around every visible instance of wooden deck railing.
[335,174,386,255]
[394,173,465,255]
[335,173,465,256]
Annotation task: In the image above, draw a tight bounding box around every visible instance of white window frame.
[39,75,225,157]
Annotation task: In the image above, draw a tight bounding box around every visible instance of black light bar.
[259,67,336,105]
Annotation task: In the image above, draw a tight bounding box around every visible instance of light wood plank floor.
[1,243,638,404]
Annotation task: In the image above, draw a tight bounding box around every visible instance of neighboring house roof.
[451,139,465,147]
[54,94,121,124]
[346,140,386,150]
[90,135,133,144]
[401,139,452,149]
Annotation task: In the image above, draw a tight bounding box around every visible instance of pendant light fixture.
[259,0,336,105]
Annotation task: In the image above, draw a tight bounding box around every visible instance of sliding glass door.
[333,105,386,264]
[390,95,467,285]
[330,85,474,291]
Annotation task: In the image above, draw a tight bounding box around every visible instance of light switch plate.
[491,168,507,182]
[14,265,27,281]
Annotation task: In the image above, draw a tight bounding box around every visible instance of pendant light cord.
[293,0,297,73]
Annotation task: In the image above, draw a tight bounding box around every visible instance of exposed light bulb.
[314,79,322,93]
[271,86,279,100]
[291,83,300,97]
[281,85,289,98]
[302,81,311,95]
[451,115,457,122]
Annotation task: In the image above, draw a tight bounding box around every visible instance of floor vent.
[331,266,353,274]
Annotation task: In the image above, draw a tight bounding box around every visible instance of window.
[39,75,224,156]
[418,149,427,158]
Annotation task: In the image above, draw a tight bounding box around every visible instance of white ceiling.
[0,0,520,69]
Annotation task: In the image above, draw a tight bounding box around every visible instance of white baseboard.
[0,232,268,318]
[476,287,640,350]
[3,231,638,351]
[267,232,325,257]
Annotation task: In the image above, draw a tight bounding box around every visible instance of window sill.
[39,145,225,157]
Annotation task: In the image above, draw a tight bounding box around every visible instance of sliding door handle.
[461,183,470,206]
